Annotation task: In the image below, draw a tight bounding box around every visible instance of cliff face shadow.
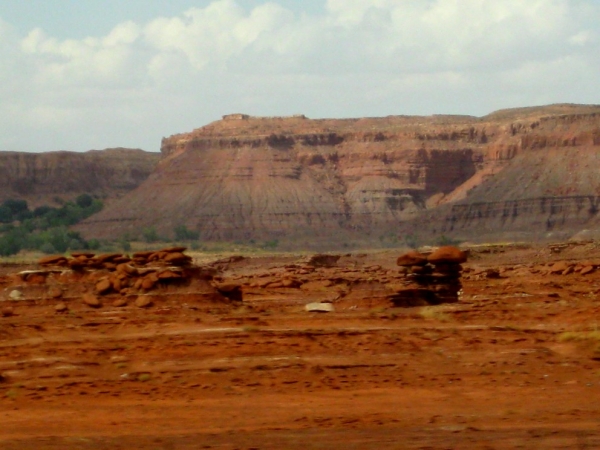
[424,149,477,195]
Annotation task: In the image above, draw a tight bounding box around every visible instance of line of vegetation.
[0,195,103,256]
[0,195,467,257]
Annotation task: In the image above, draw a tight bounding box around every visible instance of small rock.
[83,293,102,308]
[562,266,574,276]
[112,256,132,264]
[111,278,122,292]
[116,263,138,276]
[48,287,63,299]
[54,303,68,313]
[8,290,23,301]
[149,251,168,262]
[485,268,501,279]
[95,253,123,263]
[141,277,157,290]
[306,254,341,268]
[1,306,14,317]
[68,259,86,270]
[112,298,128,307]
[427,246,467,264]
[163,252,192,265]
[397,251,428,267]
[550,262,570,274]
[581,265,596,276]
[158,269,183,280]
[305,302,335,313]
[282,278,300,288]
[38,255,68,266]
[135,296,153,308]
[95,279,112,295]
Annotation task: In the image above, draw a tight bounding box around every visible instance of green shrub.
[87,239,101,250]
[435,235,462,246]
[2,199,28,216]
[174,224,200,241]
[262,239,279,250]
[0,233,22,256]
[142,226,160,243]
[0,195,104,257]
[39,242,56,254]
[75,193,94,208]
[0,206,13,224]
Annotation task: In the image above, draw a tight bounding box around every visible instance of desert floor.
[2,243,600,449]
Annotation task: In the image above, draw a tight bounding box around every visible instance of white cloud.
[0,0,599,152]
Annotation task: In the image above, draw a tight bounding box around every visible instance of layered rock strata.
[0,148,160,206]
[76,104,600,246]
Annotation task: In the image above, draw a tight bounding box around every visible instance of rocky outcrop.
[77,104,600,247]
[392,247,465,306]
[0,148,160,206]
[3,247,229,311]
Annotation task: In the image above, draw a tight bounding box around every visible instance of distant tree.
[0,226,30,256]
[0,206,13,224]
[75,193,94,209]
[0,195,104,257]
[435,235,462,246]
[2,199,28,216]
[87,239,101,250]
[118,234,132,252]
[174,224,200,241]
[262,239,279,250]
[403,234,418,249]
[39,242,56,255]
[33,205,54,217]
[142,226,160,243]
[68,238,84,251]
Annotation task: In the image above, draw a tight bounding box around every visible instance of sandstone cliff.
[0,148,161,206]
[398,106,600,243]
[77,104,600,247]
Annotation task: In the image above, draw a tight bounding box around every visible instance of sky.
[0,0,599,153]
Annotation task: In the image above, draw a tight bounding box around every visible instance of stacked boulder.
[0,247,234,312]
[391,246,467,306]
[39,247,192,271]
[38,247,194,299]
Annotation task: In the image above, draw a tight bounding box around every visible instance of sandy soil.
[2,243,600,449]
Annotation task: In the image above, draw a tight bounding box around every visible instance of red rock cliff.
[0,148,161,206]
[76,104,600,246]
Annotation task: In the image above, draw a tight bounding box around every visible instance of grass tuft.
[137,373,151,382]
[419,307,452,322]
[558,331,600,342]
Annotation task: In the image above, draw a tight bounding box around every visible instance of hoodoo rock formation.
[0,148,161,206]
[77,104,600,246]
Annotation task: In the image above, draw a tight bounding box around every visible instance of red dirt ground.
[2,243,600,449]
